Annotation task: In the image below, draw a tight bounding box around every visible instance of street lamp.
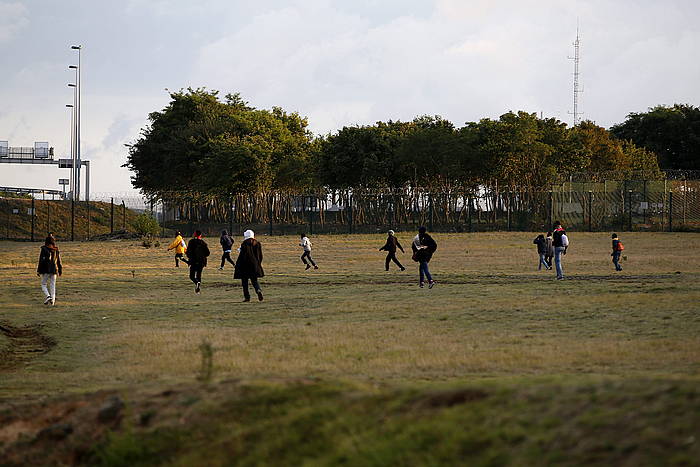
[70,45,82,201]
[66,104,74,200]
[68,82,77,201]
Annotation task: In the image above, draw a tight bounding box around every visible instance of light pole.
[70,45,82,201]
[65,104,74,200]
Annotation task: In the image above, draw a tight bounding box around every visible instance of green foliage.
[123,88,316,196]
[133,213,160,237]
[124,90,675,196]
[610,104,700,170]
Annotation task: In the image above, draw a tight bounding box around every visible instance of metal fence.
[2,181,699,241]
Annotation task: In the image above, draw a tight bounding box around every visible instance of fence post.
[428,193,434,231]
[110,197,114,233]
[627,190,633,231]
[506,192,511,231]
[308,195,313,235]
[122,201,126,230]
[87,199,90,240]
[30,197,35,241]
[349,194,353,234]
[71,198,75,241]
[161,200,165,238]
[668,191,673,232]
[229,197,234,236]
[548,191,553,229]
[268,193,273,236]
[46,199,50,235]
[588,191,592,232]
[467,194,472,233]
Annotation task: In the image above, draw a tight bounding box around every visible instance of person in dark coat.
[218,230,235,270]
[379,230,405,271]
[37,235,62,305]
[411,226,437,288]
[186,230,210,294]
[533,234,550,270]
[234,229,264,302]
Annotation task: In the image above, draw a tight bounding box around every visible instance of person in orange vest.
[611,233,624,271]
[167,231,188,267]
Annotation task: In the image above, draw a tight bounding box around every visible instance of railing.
[0,147,54,159]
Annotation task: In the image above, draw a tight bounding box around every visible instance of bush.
[133,213,161,237]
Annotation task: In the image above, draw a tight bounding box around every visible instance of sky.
[0,0,698,197]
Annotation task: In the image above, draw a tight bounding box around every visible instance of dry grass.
[1,231,700,398]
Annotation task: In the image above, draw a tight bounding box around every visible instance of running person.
[186,230,210,294]
[218,230,235,270]
[411,226,437,288]
[234,230,264,302]
[37,235,62,305]
[300,233,318,270]
[533,234,550,270]
[167,231,188,267]
[379,230,405,271]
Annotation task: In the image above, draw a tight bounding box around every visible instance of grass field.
[1,232,699,465]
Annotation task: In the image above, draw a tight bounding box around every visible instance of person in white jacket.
[299,233,318,270]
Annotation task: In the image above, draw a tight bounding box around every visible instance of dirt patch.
[0,322,57,372]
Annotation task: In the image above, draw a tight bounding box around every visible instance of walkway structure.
[0,141,90,201]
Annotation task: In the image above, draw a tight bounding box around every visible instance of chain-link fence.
[2,181,699,241]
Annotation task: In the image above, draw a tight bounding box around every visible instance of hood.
[244,230,254,240]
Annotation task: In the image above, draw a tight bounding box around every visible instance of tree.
[610,104,700,170]
[123,89,317,197]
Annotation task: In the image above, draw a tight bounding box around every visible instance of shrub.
[133,213,160,237]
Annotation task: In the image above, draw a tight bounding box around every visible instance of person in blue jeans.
[611,233,623,271]
[552,221,569,280]
[411,226,437,288]
[533,234,550,270]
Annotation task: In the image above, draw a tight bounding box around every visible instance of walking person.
[186,230,210,294]
[411,226,437,288]
[533,234,550,270]
[611,233,624,271]
[545,231,554,269]
[552,221,569,280]
[300,233,318,270]
[218,230,235,270]
[167,231,188,267]
[37,235,62,305]
[379,230,406,271]
[234,230,264,302]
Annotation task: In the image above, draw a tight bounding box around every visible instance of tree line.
[124,89,699,198]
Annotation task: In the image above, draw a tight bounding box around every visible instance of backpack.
[616,241,624,251]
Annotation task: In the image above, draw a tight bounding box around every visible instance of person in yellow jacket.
[167,231,189,267]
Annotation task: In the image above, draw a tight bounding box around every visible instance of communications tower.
[568,24,583,126]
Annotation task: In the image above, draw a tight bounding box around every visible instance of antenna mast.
[568,23,582,126]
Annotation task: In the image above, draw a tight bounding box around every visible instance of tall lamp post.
[68,82,77,201]
[70,45,82,201]
[65,104,74,200]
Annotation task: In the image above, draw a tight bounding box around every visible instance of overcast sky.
[1,0,698,196]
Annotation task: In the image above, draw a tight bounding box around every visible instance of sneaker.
[243,297,250,302]
[419,282,424,288]
[43,296,52,305]
[195,282,201,294]
[218,267,224,271]
[429,281,436,289]
[400,267,406,271]
[305,264,311,270]
[314,265,318,269]
[50,298,55,306]
[257,290,264,302]
[556,277,564,281]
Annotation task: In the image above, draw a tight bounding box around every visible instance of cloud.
[0,2,28,44]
